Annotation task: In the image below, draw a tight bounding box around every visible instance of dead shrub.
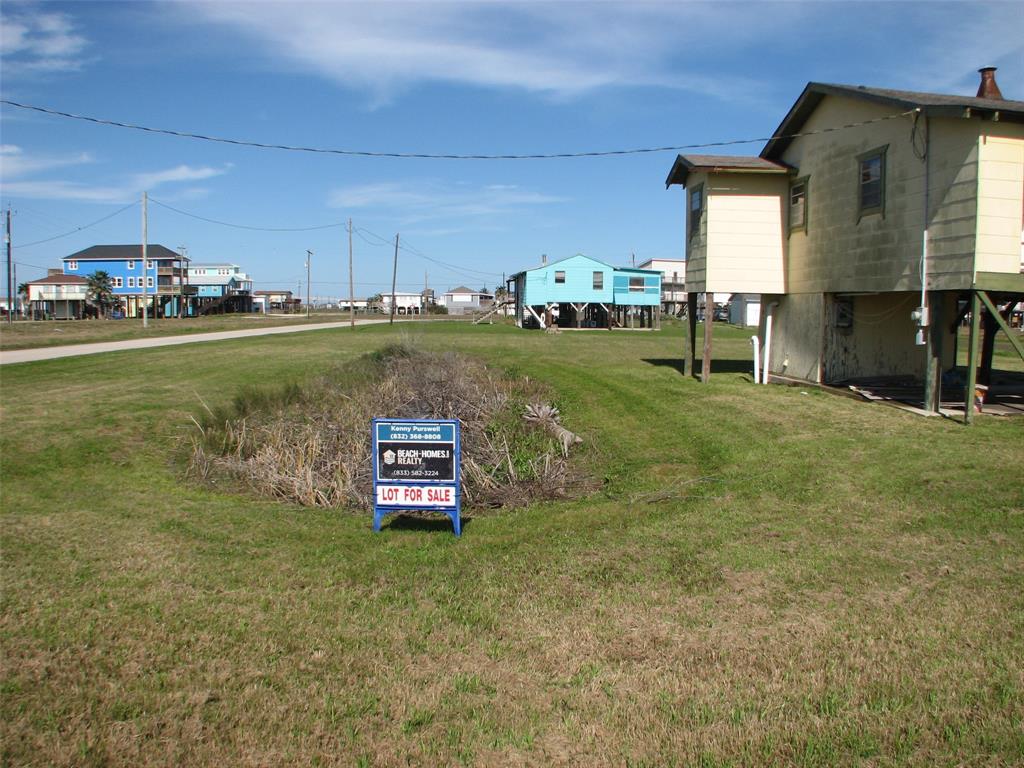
[187,344,587,511]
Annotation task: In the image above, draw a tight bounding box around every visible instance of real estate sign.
[371,419,461,536]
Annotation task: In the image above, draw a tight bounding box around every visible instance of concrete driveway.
[0,318,396,365]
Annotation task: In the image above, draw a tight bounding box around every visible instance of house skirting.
[758,292,959,385]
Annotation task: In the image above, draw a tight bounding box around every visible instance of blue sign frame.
[371,418,462,536]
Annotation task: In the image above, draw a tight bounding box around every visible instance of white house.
[26,273,90,319]
[380,291,427,314]
[635,258,687,314]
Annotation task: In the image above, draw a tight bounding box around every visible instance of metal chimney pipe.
[976,67,1004,100]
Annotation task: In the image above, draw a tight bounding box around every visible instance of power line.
[1,98,918,160]
[149,198,346,232]
[11,201,138,249]
[354,226,501,280]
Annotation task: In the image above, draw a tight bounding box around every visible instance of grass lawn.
[1,320,1022,766]
[0,312,378,352]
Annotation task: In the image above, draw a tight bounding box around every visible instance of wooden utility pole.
[305,250,312,318]
[348,218,355,328]
[5,206,12,325]
[389,233,399,325]
[422,270,427,319]
[702,293,713,383]
[142,191,148,328]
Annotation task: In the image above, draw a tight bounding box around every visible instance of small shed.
[728,294,762,327]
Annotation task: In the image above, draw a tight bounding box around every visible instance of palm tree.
[86,271,115,319]
[17,282,30,319]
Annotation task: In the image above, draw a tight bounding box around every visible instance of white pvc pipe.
[751,335,760,384]
[762,304,776,385]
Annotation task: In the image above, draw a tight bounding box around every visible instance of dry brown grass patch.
[187,343,589,512]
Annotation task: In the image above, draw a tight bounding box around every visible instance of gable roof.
[665,154,791,188]
[509,253,616,279]
[762,81,1024,160]
[446,285,477,294]
[27,274,89,285]
[64,244,182,261]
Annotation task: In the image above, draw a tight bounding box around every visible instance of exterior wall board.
[612,272,661,306]
[684,171,709,292]
[976,131,1024,276]
[520,255,614,306]
[778,95,1006,294]
[704,174,787,294]
[64,258,171,295]
[760,293,824,383]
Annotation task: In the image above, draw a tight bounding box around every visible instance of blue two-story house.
[508,254,661,330]
[63,244,195,319]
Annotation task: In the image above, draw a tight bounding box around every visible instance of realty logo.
[382,449,396,465]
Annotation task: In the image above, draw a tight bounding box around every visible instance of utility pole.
[389,233,399,325]
[141,191,148,328]
[5,206,12,325]
[348,218,355,328]
[422,269,428,319]
[305,250,312,318]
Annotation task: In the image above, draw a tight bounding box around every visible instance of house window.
[790,178,808,231]
[147,277,154,288]
[689,184,703,239]
[67,260,78,270]
[127,260,135,270]
[146,260,154,269]
[592,271,603,290]
[554,271,566,284]
[857,146,886,219]
[127,277,135,288]
[112,277,123,288]
[629,276,645,293]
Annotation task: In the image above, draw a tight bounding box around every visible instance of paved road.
[0,318,395,365]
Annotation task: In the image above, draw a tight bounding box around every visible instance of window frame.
[789,176,809,232]
[67,260,78,270]
[856,145,887,221]
[628,276,645,293]
[592,271,603,290]
[688,183,704,240]
[146,277,154,288]
[127,276,135,288]
[127,260,135,270]
[554,270,566,284]
[112,277,123,288]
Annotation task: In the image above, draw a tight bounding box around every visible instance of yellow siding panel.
[976,129,1024,276]
[704,174,786,294]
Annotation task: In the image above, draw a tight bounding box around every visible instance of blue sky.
[2,0,1022,298]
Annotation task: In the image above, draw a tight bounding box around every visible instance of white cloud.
[131,164,231,189]
[0,144,95,178]
[328,180,565,225]
[170,1,778,103]
[166,1,1023,107]
[0,6,89,75]
[1,152,231,203]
